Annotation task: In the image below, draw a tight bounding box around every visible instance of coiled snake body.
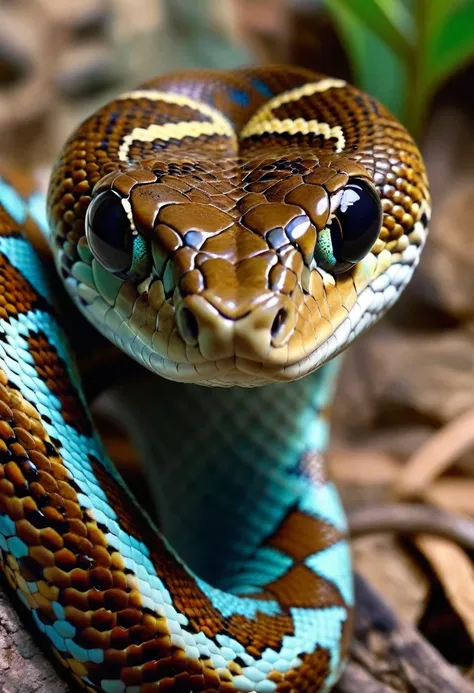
[0,67,429,692]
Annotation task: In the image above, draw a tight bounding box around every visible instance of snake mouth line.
[62,251,420,387]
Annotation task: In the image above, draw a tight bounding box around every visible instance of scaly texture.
[0,66,430,693]
[48,66,430,385]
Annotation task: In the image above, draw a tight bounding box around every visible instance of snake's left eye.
[85,190,150,281]
[314,178,382,274]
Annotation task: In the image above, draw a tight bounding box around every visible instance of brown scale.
[89,451,300,655]
[0,255,41,317]
[0,206,23,239]
[266,511,343,561]
[275,647,331,693]
[0,354,347,691]
[27,331,91,436]
[0,252,90,444]
[88,438,350,672]
[264,564,345,610]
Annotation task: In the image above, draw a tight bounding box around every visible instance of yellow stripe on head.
[117,90,236,162]
[240,78,347,152]
[241,118,345,152]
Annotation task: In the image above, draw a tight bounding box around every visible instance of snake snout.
[235,295,297,356]
[176,294,297,363]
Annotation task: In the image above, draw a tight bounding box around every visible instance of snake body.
[0,66,429,692]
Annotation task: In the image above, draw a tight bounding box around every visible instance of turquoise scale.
[107,355,345,593]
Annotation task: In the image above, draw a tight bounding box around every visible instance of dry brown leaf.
[330,448,400,486]
[415,535,474,642]
[393,407,474,499]
[424,478,474,516]
[415,178,474,321]
[353,534,429,624]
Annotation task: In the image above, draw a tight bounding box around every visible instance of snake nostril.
[271,308,288,340]
[179,307,199,345]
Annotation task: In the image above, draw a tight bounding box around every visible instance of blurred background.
[0,0,473,682]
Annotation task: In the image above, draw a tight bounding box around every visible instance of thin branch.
[348,502,474,550]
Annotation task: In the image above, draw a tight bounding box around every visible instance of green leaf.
[377,0,415,43]
[426,0,474,88]
[324,0,408,119]
[325,0,413,62]
[422,0,463,43]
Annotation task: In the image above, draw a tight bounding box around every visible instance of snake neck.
[103,358,343,592]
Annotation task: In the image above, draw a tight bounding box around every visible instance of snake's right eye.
[85,190,134,276]
[313,178,382,275]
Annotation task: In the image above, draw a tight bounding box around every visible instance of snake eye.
[314,178,382,274]
[85,190,150,281]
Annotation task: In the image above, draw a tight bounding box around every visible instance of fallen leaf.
[414,179,474,322]
[353,534,429,624]
[415,536,474,643]
[424,478,474,517]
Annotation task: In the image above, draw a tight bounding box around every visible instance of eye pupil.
[85,191,133,274]
[330,179,382,265]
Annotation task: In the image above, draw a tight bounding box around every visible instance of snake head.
[70,151,426,386]
[48,69,430,386]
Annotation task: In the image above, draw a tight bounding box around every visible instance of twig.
[337,662,400,693]
[393,407,474,498]
[348,502,474,550]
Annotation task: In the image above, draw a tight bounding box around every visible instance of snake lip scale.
[0,66,429,693]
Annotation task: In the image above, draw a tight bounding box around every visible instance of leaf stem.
[404,0,430,139]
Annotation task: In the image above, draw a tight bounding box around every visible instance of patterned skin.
[48,66,429,385]
[0,66,429,693]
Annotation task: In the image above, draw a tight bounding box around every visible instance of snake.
[0,66,429,693]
